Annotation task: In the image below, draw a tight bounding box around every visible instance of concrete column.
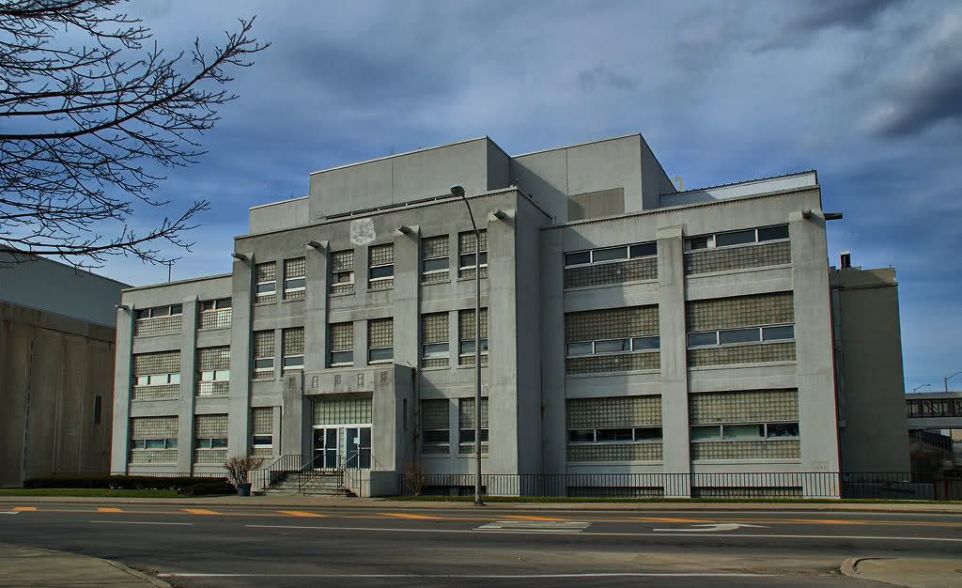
[487,213,518,475]
[109,306,135,474]
[304,242,329,371]
[176,297,198,473]
[657,225,691,497]
[393,227,420,369]
[271,405,282,459]
[353,321,366,368]
[789,210,841,493]
[228,256,253,459]
[539,230,566,476]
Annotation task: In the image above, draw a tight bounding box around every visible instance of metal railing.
[399,471,962,500]
[910,429,953,452]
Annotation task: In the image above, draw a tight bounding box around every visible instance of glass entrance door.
[344,426,371,469]
[312,427,339,469]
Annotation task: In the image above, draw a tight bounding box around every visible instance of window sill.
[197,326,231,332]
[368,359,393,365]
[687,361,795,371]
[329,363,354,369]
[420,366,450,372]
[132,332,182,339]
[687,338,795,351]
[563,278,658,293]
[456,276,488,283]
[690,458,801,465]
[281,298,305,304]
[566,460,663,465]
[131,397,181,402]
[421,279,451,286]
[252,301,275,307]
[329,291,355,298]
[565,369,660,379]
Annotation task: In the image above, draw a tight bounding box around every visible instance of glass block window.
[368,243,394,290]
[194,414,228,463]
[685,241,791,275]
[688,341,795,367]
[458,308,488,366]
[567,396,662,429]
[458,398,488,454]
[132,351,181,400]
[330,249,355,296]
[564,257,657,289]
[199,298,232,329]
[564,306,659,374]
[566,306,659,342]
[686,292,794,332]
[255,261,277,304]
[685,224,789,251]
[566,396,662,463]
[691,439,800,460]
[421,312,449,368]
[283,257,306,300]
[458,229,488,279]
[252,407,273,457]
[129,416,177,462]
[133,304,183,337]
[567,443,663,462]
[421,399,450,454]
[329,322,353,366]
[252,330,275,380]
[368,318,393,363]
[422,235,450,283]
[197,346,230,397]
[282,327,305,370]
[313,395,373,425]
[689,390,798,424]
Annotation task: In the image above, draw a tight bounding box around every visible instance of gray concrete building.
[1,254,127,486]
[110,134,909,497]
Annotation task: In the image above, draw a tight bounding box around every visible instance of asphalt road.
[2,503,961,587]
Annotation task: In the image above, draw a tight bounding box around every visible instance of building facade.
[110,134,906,497]
[1,254,127,486]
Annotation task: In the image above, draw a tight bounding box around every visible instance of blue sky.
[97,0,960,391]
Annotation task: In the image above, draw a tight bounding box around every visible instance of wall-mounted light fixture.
[489,209,508,221]
[394,225,413,236]
[307,240,326,250]
[824,212,843,221]
[801,209,813,219]
[231,252,249,262]
[115,304,129,311]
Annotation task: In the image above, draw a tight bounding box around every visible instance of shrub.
[23,475,232,495]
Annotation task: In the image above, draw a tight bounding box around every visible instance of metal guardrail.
[399,471,962,500]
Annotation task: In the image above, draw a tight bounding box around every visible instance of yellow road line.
[636,517,711,524]
[182,508,221,516]
[379,512,441,521]
[96,507,123,513]
[12,506,37,512]
[278,510,326,518]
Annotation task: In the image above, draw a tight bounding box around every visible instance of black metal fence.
[399,471,962,500]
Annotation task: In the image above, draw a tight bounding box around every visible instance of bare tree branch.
[0,0,269,268]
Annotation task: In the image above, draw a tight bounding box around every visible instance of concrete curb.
[102,559,173,588]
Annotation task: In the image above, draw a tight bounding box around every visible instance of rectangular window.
[132,351,181,399]
[329,322,353,366]
[564,241,657,268]
[255,261,277,303]
[368,318,393,363]
[458,230,488,278]
[685,224,789,251]
[253,331,275,379]
[718,327,762,345]
[421,399,450,454]
[691,422,800,442]
[368,243,394,290]
[458,398,489,454]
[566,336,661,357]
[421,312,449,368]
[93,395,102,425]
[134,304,183,320]
[197,346,230,396]
[283,257,306,300]
[568,427,663,443]
[199,298,232,329]
[687,325,795,349]
[194,414,228,462]
[330,249,355,296]
[129,416,178,461]
[282,327,305,370]
[421,235,450,283]
[458,308,488,366]
[251,407,273,455]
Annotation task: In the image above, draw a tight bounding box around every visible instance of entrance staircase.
[256,454,357,497]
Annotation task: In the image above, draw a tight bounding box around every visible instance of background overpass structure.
[905,392,962,431]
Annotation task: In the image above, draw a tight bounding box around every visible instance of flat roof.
[308,136,492,176]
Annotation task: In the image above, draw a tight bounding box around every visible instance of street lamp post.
[450,185,483,506]
[912,384,931,392]
[945,371,962,393]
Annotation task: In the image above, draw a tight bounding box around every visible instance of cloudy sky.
[93,0,959,391]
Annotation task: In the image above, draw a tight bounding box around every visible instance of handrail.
[256,453,301,491]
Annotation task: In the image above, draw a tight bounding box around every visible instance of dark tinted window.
[758,225,789,241]
[565,251,591,266]
[715,229,756,247]
[630,242,657,258]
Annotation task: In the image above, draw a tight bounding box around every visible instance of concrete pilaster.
[109,307,135,473]
[539,230,566,476]
[487,212,519,475]
[228,257,253,459]
[789,210,841,490]
[657,225,691,496]
[176,297,198,473]
[393,227,420,369]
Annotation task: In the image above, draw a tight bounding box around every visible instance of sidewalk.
[1,494,961,513]
[842,556,962,588]
[0,543,168,587]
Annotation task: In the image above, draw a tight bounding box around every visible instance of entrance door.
[344,426,372,469]
[312,427,339,469]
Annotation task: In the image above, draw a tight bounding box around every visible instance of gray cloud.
[578,65,637,92]
[792,0,905,31]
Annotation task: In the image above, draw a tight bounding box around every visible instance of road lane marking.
[97,507,123,513]
[478,521,590,532]
[12,507,37,512]
[182,508,221,516]
[654,523,768,533]
[159,572,776,579]
[0,512,20,515]
[90,521,193,526]
[278,510,326,518]
[244,524,962,542]
[637,517,711,524]
[379,512,441,521]
[501,515,566,522]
